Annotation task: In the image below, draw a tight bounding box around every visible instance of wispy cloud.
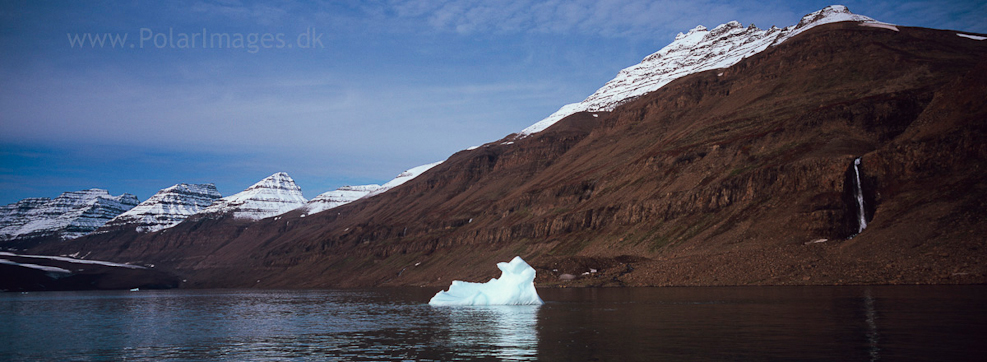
[860,0,987,33]
[371,0,987,36]
[188,0,292,26]
[375,0,801,37]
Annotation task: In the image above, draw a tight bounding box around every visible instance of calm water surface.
[1,286,985,361]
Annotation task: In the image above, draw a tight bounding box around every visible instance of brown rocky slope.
[40,22,987,288]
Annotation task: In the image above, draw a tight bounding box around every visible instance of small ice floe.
[957,33,987,41]
[429,256,543,306]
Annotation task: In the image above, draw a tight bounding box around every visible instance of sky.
[1,0,985,205]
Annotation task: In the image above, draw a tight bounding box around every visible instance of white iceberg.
[429,256,544,306]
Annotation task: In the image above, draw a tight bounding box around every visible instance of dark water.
[1,286,985,361]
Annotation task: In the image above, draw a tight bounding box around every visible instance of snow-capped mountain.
[103,183,222,233]
[0,189,139,241]
[519,5,887,136]
[301,184,383,216]
[200,172,307,220]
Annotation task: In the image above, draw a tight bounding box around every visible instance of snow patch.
[0,252,146,269]
[429,256,543,306]
[0,259,73,274]
[957,33,987,41]
[858,22,899,31]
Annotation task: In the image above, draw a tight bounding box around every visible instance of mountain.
[36,6,987,288]
[301,185,382,216]
[0,189,139,247]
[199,172,307,220]
[300,162,443,216]
[366,162,444,197]
[101,183,222,233]
[519,5,887,136]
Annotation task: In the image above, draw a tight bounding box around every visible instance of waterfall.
[852,157,867,233]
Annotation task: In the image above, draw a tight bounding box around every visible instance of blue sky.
[1,1,985,204]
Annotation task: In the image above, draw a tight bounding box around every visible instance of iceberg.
[429,256,544,306]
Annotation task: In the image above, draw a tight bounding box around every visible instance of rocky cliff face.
[199,172,307,220]
[102,183,222,233]
[41,10,987,288]
[1,189,139,246]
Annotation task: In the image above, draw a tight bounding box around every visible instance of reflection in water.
[3,287,986,361]
[445,305,540,361]
[864,288,879,362]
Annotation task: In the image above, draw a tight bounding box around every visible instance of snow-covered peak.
[518,5,886,136]
[103,183,222,233]
[200,172,307,220]
[777,4,882,43]
[0,189,139,241]
[243,172,298,192]
[795,5,870,27]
